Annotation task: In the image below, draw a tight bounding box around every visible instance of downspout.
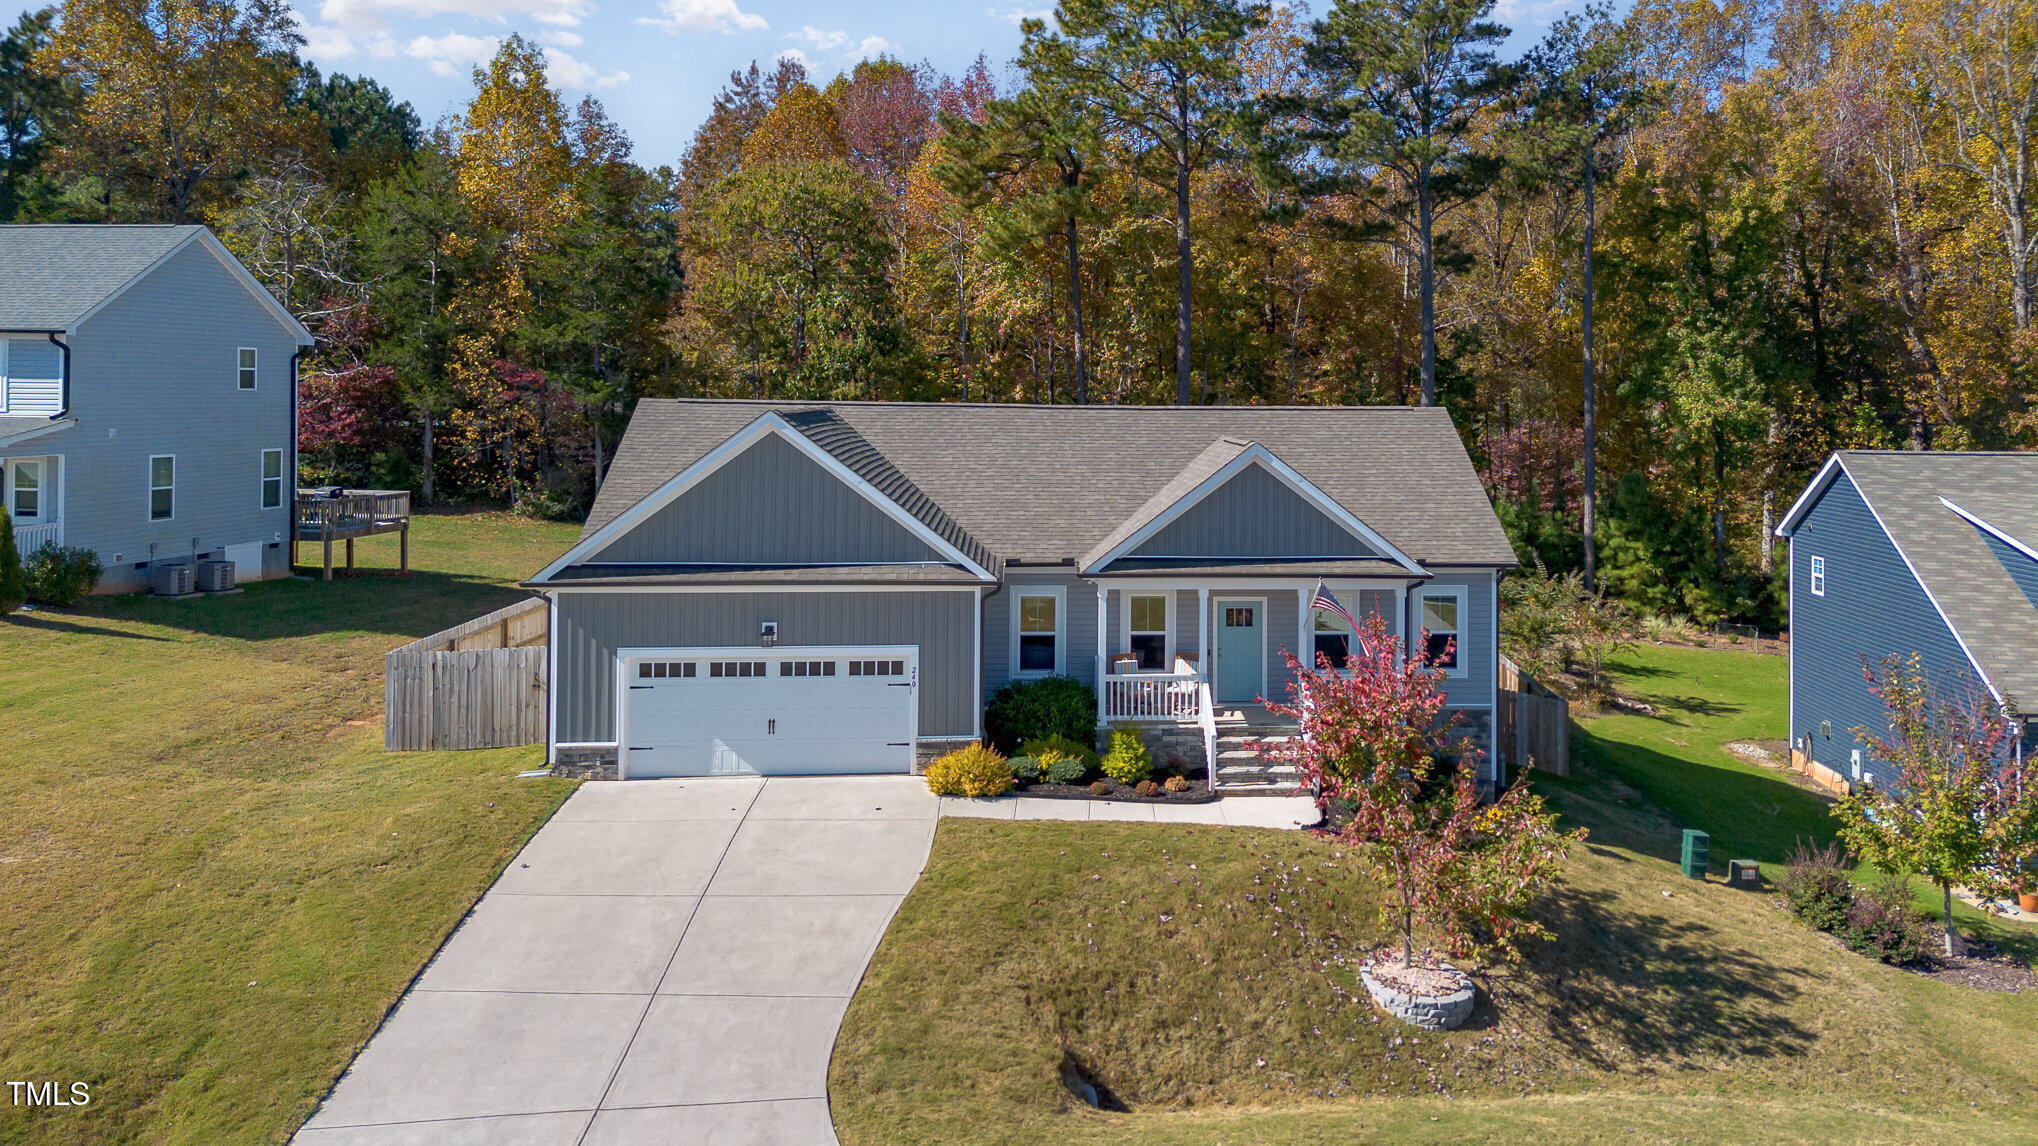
[46,332,70,419]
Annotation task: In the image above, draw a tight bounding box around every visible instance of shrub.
[23,544,103,607]
[1089,780,1110,795]
[1099,726,1154,785]
[1843,877,1935,966]
[924,744,1013,798]
[1163,774,1191,794]
[1777,839,1855,935]
[1007,756,1041,782]
[985,676,1096,753]
[0,508,21,615]
[1019,733,1100,768]
[1135,779,1160,798]
[1046,753,1088,785]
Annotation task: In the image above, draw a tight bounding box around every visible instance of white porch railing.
[1197,681,1218,776]
[1101,671,1201,722]
[12,520,61,554]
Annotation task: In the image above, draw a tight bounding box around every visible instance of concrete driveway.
[296,776,939,1146]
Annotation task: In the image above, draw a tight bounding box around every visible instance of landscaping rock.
[1359,960,1476,1030]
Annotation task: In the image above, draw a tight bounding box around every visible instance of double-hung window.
[1809,556,1826,596]
[1128,593,1169,670]
[260,449,285,509]
[1416,588,1464,675]
[149,455,175,521]
[237,348,258,390]
[10,459,42,521]
[1311,588,1396,670]
[1013,587,1064,675]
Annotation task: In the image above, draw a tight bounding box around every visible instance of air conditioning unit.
[150,561,195,597]
[195,559,236,593]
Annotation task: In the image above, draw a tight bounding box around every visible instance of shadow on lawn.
[3,613,175,641]
[1522,885,1817,1068]
[71,570,536,645]
[1561,732,1842,868]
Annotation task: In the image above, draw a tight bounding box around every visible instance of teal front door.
[1214,599,1264,704]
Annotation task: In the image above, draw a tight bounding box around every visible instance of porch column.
[1197,588,1210,682]
[1297,587,1310,670]
[1094,582,1108,720]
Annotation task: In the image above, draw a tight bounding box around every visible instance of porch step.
[1219,763,1297,776]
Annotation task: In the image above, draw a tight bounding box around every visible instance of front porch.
[5,452,61,555]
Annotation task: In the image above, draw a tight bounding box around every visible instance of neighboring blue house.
[1775,451,2038,785]
[0,225,315,593]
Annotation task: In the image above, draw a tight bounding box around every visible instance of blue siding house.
[0,225,315,593]
[1775,451,2038,785]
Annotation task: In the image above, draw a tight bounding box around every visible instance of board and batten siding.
[1129,463,1376,559]
[553,588,979,744]
[56,241,300,591]
[1789,470,1980,778]
[588,432,943,566]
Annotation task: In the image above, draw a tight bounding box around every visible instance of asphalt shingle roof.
[1834,451,2038,713]
[0,225,200,330]
[586,400,1517,571]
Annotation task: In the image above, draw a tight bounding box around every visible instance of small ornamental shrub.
[1020,733,1100,768]
[1099,726,1154,784]
[1090,780,1111,796]
[986,677,1097,752]
[1163,774,1191,794]
[1135,779,1160,798]
[1046,753,1088,785]
[1007,756,1042,782]
[1777,840,1855,935]
[924,744,1013,798]
[23,544,103,607]
[0,508,22,615]
[1843,877,1935,965]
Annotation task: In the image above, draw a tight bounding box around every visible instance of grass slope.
[830,644,2038,1144]
[0,512,578,1145]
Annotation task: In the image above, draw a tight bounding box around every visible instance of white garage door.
[620,647,917,778]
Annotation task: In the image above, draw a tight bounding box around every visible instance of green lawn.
[830,643,2038,1144]
[0,511,579,1145]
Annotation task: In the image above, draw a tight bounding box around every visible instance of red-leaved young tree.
[1268,616,1581,965]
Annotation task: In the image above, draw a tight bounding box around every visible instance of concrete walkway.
[296,776,939,1146]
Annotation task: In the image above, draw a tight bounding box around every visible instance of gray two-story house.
[1776,451,2038,787]
[524,400,1518,791]
[0,225,315,592]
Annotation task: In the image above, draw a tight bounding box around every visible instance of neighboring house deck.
[1776,450,2038,789]
[525,400,1518,791]
[0,225,314,592]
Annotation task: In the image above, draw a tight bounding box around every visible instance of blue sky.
[19,0,1587,170]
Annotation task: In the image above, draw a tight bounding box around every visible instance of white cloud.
[300,22,359,58]
[319,0,592,30]
[789,25,847,50]
[986,5,1052,23]
[852,34,894,58]
[405,30,501,77]
[538,29,583,47]
[774,47,811,67]
[550,48,630,89]
[637,0,767,34]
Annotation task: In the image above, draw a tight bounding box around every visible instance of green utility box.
[1680,830,1710,880]
[1728,858,1762,888]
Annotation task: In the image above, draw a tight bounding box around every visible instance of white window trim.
[1119,590,1175,672]
[260,448,285,509]
[148,454,175,523]
[1415,586,1468,678]
[238,347,258,391]
[1010,584,1067,678]
[1809,555,1826,596]
[8,457,44,521]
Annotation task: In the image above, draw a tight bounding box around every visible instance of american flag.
[1310,579,1375,658]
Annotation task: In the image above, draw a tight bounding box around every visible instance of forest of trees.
[2,0,2034,627]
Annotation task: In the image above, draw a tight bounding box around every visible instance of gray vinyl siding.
[1790,472,1980,776]
[589,432,943,566]
[1130,463,1375,559]
[1978,528,2038,610]
[1409,570,1497,710]
[2,337,63,415]
[26,241,299,591]
[981,570,1098,700]
[554,589,980,743]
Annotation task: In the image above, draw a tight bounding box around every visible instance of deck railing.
[12,520,61,555]
[1101,670,1201,722]
[295,490,411,536]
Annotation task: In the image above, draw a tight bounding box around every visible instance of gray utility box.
[150,561,196,597]
[195,559,236,593]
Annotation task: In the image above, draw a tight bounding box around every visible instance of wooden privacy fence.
[1497,655,1570,777]
[386,597,549,751]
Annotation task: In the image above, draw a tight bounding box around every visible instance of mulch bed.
[1918,941,2038,993]
[1009,769,1221,804]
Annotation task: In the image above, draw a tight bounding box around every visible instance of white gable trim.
[530,411,996,584]
[1079,445,1424,575]
[1942,497,2038,565]
[1775,454,1845,537]
[69,230,315,345]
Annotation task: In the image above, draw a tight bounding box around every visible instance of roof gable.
[0,225,312,344]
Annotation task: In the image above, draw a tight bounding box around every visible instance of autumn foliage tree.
[1270,615,1581,964]
[1838,653,2038,956]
